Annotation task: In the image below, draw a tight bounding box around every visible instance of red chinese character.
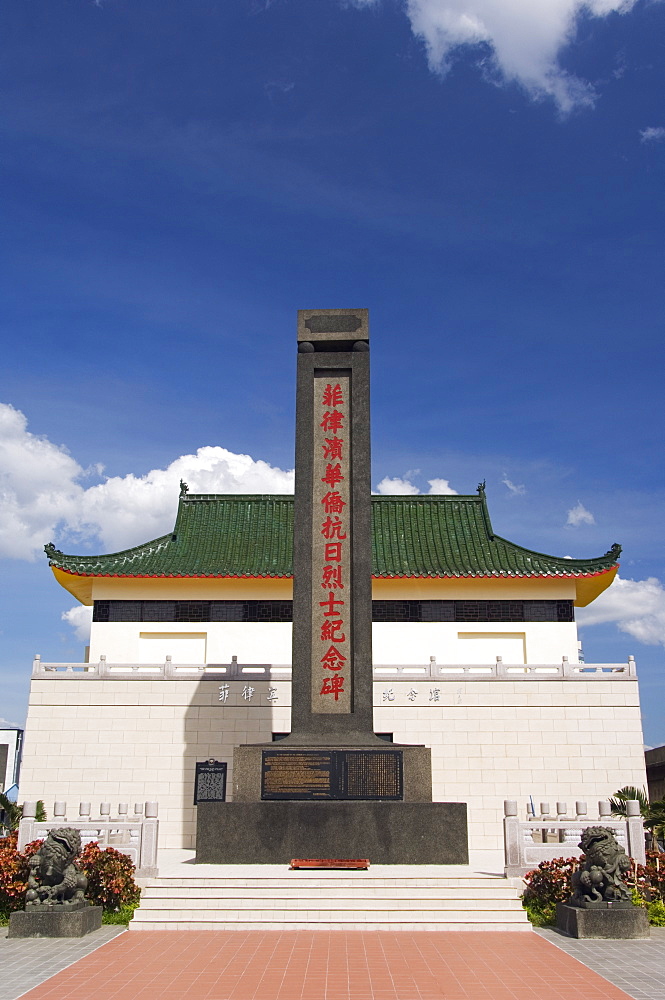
[320,410,344,433]
[321,565,343,589]
[320,675,345,699]
[322,437,343,460]
[319,592,344,616]
[320,647,346,671]
[321,516,347,540]
[321,491,346,514]
[324,542,343,562]
[322,384,344,407]
[321,619,346,643]
[321,463,344,487]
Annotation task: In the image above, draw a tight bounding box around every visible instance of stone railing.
[18,801,159,877]
[32,654,637,681]
[503,799,646,876]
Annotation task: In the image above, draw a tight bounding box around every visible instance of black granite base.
[8,906,103,938]
[556,902,650,939]
[196,801,468,864]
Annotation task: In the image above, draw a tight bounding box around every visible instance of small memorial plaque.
[261,749,403,801]
[194,760,227,804]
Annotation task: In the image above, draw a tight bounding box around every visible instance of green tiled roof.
[44,494,621,580]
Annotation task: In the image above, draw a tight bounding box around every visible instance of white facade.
[86,575,582,666]
[19,658,646,854]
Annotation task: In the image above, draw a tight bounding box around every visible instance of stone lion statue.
[25,828,89,908]
[569,826,633,908]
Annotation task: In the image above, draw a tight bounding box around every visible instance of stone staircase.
[130,865,531,931]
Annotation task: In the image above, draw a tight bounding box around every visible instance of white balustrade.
[32,655,637,681]
[503,798,646,876]
[18,801,159,877]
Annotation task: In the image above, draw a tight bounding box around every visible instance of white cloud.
[566,500,595,526]
[353,0,641,111]
[375,474,458,495]
[0,402,294,560]
[577,576,665,647]
[426,478,458,495]
[502,475,526,496]
[62,605,93,643]
[375,476,421,495]
[640,126,665,143]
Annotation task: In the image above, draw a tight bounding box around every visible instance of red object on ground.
[17,930,634,1000]
[289,858,370,869]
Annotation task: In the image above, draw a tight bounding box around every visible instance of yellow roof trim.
[52,567,93,605]
[574,565,618,607]
[52,563,618,610]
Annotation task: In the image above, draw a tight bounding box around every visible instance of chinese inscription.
[261,749,403,800]
[312,375,352,714]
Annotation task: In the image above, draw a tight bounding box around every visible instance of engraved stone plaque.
[194,760,227,804]
[261,749,403,801]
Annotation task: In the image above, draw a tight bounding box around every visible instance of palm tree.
[610,786,665,852]
[609,785,649,817]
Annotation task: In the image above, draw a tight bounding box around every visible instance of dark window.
[93,598,574,623]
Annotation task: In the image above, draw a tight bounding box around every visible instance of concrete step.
[130,869,530,932]
[141,886,519,899]
[131,920,533,931]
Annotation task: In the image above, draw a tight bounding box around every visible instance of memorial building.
[18,310,647,858]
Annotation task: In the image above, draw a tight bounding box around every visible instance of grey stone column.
[285,309,380,746]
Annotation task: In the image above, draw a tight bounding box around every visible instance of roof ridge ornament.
[605,542,622,561]
[179,480,189,497]
[476,480,486,498]
[44,542,63,562]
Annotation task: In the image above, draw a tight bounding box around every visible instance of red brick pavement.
[18,930,632,1000]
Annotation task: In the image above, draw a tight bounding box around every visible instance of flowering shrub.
[522,850,665,926]
[0,832,43,919]
[78,842,140,912]
[0,834,139,920]
[522,856,580,926]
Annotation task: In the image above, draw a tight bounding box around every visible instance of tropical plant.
[644,799,665,848]
[609,786,649,816]
[0,797,47,834]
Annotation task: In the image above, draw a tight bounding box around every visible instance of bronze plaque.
[262,750,334,800]
[261,749,403,801]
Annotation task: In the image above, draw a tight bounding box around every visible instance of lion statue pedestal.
[556,826,650,939]
[8,828,103,939]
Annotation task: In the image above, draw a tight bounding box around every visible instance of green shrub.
[646,900,665,926]
[102,904,139,925]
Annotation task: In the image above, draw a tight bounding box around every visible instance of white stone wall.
[19,672,647,854]
[89,621,580,667]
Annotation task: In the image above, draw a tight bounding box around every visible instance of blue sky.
[0,0,663,747]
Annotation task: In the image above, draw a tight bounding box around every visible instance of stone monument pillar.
[195,310,468,864]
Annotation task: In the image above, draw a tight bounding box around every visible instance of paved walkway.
[3,927,665,1000]
[539,926,665,1000]
[0,926,125,1000]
